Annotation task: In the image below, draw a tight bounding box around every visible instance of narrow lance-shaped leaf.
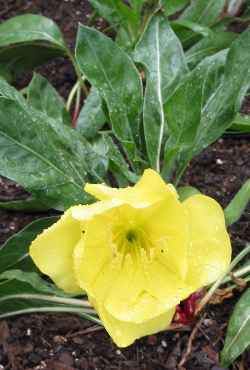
[76,25,143,166]
[186,30,237,69]
[176,0,226,48]
[177,186,200,202]
[163,49,227,180]
[0,64,12,82]
[0,217,58,274]
[77,87,106,139]
[161,0,190,16]
[0,79,108,210]
[171,19,213,39]
[0,270,100,324]
[196,28,250,150]
[180,0,225,25]
[99,134,138,185]
[221,287,250,367]
[224,179,250,226]
[229,113,250,133]
[0,14,69,79]
[0,197,50,212]
[164,27,250,182]
[27,73,71,126]
[89,0,139,28]
[134,15,188,170]
[130,0,145,13]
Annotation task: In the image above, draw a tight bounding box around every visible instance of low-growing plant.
[0,1,250,366]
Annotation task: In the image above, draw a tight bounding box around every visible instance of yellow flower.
[30,169,231,347]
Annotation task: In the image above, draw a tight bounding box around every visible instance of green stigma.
[126,230,137,243]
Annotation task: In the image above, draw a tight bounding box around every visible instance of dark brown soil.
[0,1,250,370]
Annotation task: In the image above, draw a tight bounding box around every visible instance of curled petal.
[30,209,83,293]
[71,199,122,224]
[85,168,177,207]
[93,298,176,348]
[183,194,231,289]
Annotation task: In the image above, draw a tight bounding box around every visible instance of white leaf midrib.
[155,21,164,172]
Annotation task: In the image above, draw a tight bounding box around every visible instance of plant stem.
[0,307,102,325]
[0,293,92,307]
[72,83,82,128]
[66,81,80,112]
[222,263,250,285]
[67,51,88,96]
[196,243,250,315]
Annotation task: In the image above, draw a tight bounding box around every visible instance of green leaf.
[0,217,58,274]
[224,179,250,226]
[89,0,140,36]
[186,31,237,69]
[0,79,108,210]
[130,0,145,13]
[99,134,138,185]
[221,287,250,367]
[0,270,65,297]
[176,0,226,48]
[0,64,12,82]
[163,27,250,182]
[180,0,225,25]
[178,186,200,201]
[161,0,190,16]
[0,197,50,211]
[229,113,250,133]
[134,15,188,170]
[0,270,101,323]
[27,73,71,126]
[0,14,69,79]
[163,49,227,180]
[171,19,213,38]
[76,25,143,166]
[77,88,106,139]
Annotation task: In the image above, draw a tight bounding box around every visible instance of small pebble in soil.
[53,335,67,344]
[161,340,167,348]
[26,328,32,336]
[216,158,224,165]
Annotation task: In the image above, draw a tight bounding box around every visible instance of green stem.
[66,81,80,112]
[0,293,92,308]
[72,83,82,128]
[196,243,250,314]
[0,307,102,325]
[67,52,88,96]
[222,263,250,285]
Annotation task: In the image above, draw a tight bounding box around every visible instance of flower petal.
[73,215,117,296]
[142,197,189,279]
[94,299,176,347]
[183,194,231,288]
[104,257,191,323]
[30,209,83,293]
[71,199,122,224]
[85,168,177,207]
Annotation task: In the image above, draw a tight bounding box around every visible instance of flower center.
[126,230,137,243]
